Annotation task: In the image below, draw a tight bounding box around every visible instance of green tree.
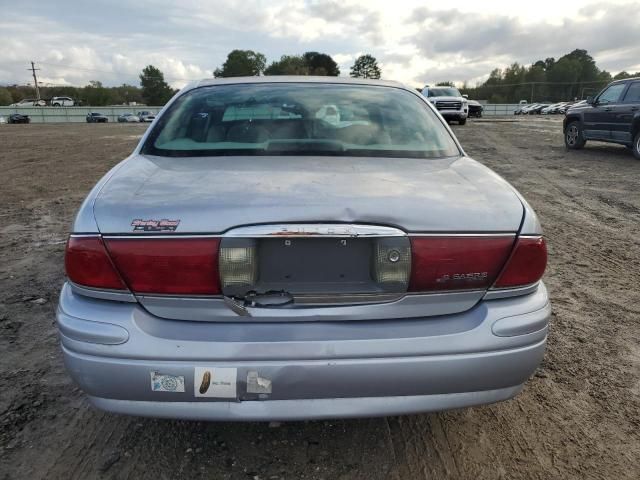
[111,84,144,105]
[350,54,381,79]
[0,87,12,105]
[302,52,340,76]
[214,50,266,77]
[264,55,309,75]
[613,70,640,80]
[81,80,113,106]
[435,81,455,86]
[139,65,174,105]
[264,52,341,76]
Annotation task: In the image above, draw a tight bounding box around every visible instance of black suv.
[564,77,640,159]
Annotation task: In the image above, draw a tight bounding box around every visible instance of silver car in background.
[137,110,156,122]
[117,113,140,123]
[59,77,549,421]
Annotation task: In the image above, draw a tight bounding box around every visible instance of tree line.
[459,49,640,103]
[0,65,178,107]
[2,48,637,107]
[0,51,381,107]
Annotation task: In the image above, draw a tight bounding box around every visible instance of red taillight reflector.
[409,236,514,292]
[494,236,547,288]
[65,236,127,290]
[104,238,221,295]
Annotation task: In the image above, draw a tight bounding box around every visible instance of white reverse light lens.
[373,242,410,287]
[219,246,257,288]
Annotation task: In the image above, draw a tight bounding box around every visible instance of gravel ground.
[0,119,639,479]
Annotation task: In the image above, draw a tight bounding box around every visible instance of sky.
[1,0,639,89]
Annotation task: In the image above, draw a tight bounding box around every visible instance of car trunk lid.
[93,154,523,234]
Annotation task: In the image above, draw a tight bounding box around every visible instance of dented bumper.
[57,282,550,420]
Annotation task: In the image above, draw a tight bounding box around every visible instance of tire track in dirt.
[1,122,639,480]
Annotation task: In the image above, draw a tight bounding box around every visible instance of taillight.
[65,236,127,290]
[409,236,514,292]
[104,238,221,295]
[494,236,547,288]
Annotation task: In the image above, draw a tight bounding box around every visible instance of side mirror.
[586,96,594,105]
[462,94,469,99]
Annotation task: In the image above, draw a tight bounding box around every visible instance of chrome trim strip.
[97,232,527,240]
[224,224,406,238]
[102,234,222,239]
[69,282,137,303]
[407,233,516,237]
[69,233,100,238]
[483,283,540,300]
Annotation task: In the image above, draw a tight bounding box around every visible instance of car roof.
[612,76,640,84]
[194,75,407,90]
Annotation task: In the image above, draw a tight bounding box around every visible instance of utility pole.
[28,61,41,101]
[531,82,535,103]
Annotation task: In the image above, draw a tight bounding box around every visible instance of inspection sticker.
[194,367,237,398]
[150,371,185,393]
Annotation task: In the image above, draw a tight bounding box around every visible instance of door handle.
[604,107,612,111]
[631,106,639,111]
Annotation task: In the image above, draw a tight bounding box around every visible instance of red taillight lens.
[104,238,221,295]
[494,236,547,288]
[65,236,127,290]
[409,236,515,292]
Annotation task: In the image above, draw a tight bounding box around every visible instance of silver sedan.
[117,113,140,123]
[59,77,549,421]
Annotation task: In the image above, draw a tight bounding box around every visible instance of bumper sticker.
[194,367,237,398]
[150,371,185,392]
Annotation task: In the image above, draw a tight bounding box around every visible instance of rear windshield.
[143,83,460,158]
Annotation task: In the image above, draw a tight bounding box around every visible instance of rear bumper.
[88,385,525,421]
[57,282,550,420]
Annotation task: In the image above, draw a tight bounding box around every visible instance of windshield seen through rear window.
[143,83,460,159]
[426,87,461,97]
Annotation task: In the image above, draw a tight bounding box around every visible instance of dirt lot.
[1,119,639,479]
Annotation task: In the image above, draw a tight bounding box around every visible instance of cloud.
[0,0,638,90]
[405,2,640,81]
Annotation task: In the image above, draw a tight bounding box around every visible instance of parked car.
[514,102,533,115]
[467,99,483,118]
[118,113,140,123]
[564,77,640,159]
[559,100,583,114]
[527,104,550,115]
[50,96,75,107]
[8,113,30,124]
[541,103,561,114]
[515,103,535,115]
[137,111,156,122]
[421,85,468,124]
[86,112,109,123]
[59,77,549,421]
[9,98,46,107]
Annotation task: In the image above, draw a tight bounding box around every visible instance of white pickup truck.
[421,86,468,125]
